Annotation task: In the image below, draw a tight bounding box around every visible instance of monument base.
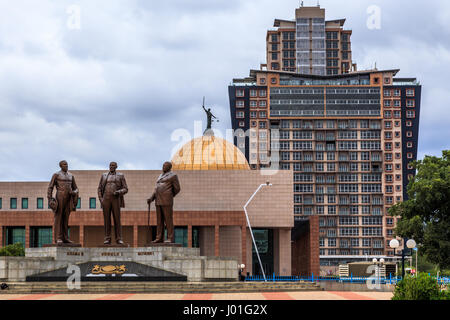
[43,243,82,248]
[4,247,240,283]
[98,243,130,248]
[145,242,182,247]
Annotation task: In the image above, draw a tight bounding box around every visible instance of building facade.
[0,136,320,276]
[266,5,355,74]
[229,5,421,269]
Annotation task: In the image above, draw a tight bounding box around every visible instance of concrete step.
[0,281,322,294]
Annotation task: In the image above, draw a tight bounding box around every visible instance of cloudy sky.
[0,0,449,181]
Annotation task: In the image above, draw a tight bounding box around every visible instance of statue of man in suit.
[48,160,79,244]
[98,162,128,245]
[147,162,181,243]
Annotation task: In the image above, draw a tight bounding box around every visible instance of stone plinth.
[1,247,239,282]
[43,243,82,248]
[145,242,182,247]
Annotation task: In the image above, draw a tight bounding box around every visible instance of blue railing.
[245,273,450,285]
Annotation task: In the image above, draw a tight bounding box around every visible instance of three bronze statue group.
[47,160,180,246]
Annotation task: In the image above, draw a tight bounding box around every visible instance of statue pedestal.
[145,242,182,247]
[43,243,81,248]
[98,243,130,248]
[9,246,239,283]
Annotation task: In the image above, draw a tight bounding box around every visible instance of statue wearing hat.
[48,160,79,245]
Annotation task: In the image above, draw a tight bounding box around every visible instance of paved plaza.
[0,291,393,300]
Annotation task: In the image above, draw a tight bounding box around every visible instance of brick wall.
[291,216,319,276]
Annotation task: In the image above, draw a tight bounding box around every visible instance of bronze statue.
[98,162,128,245]
[48,160,79,244]
[202,97,217,133]
[147,162,181,243]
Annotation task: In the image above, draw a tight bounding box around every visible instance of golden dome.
[172,135,250,170]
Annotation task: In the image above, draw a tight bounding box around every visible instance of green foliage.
[0,243,25,256]
[389,150,450,269]
[392,273,449,300]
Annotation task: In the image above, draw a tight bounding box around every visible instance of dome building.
[0,135,319,277]
[171,135,250,171]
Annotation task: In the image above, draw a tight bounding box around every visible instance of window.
[328,206,336,214]
[259,100,267,107]
[362,227,382,236]
[21,198,28,209]
[259,90,267,97]
[406,120,412,127]
[406,89,415,97]
[406,110,415,118]
[10,198,17,209]
[89,198,96,209]
[76,198,81,209]
[328,238,336,247]
[37,198,44,209]
[0,198,2,209]
[236,111,244,118]
[259,111,267,118]
[236,89,244,97]
[406,100,415,107]
[328,195,336,204]
[319,238,325,247]
[236,100,244,108]
[239,121,245,128]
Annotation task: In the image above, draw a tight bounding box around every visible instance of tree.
[389,150,450,270]
[392,273,449,300]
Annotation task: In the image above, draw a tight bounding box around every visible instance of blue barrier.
[244,274,450,284]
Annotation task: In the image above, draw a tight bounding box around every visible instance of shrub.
[0,243,25,257]
[392,273,449,300]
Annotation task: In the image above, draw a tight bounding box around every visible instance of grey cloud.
[0,0,449,181]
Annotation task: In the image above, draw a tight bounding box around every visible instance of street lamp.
[406,239,417,276]
[390,238,416,278]
[243,181,272,282]
[372,258,385,286]
[238,264,246,281]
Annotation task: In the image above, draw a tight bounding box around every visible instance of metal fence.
[245,273,450,285]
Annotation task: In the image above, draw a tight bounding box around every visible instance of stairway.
[0,281,322,294]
